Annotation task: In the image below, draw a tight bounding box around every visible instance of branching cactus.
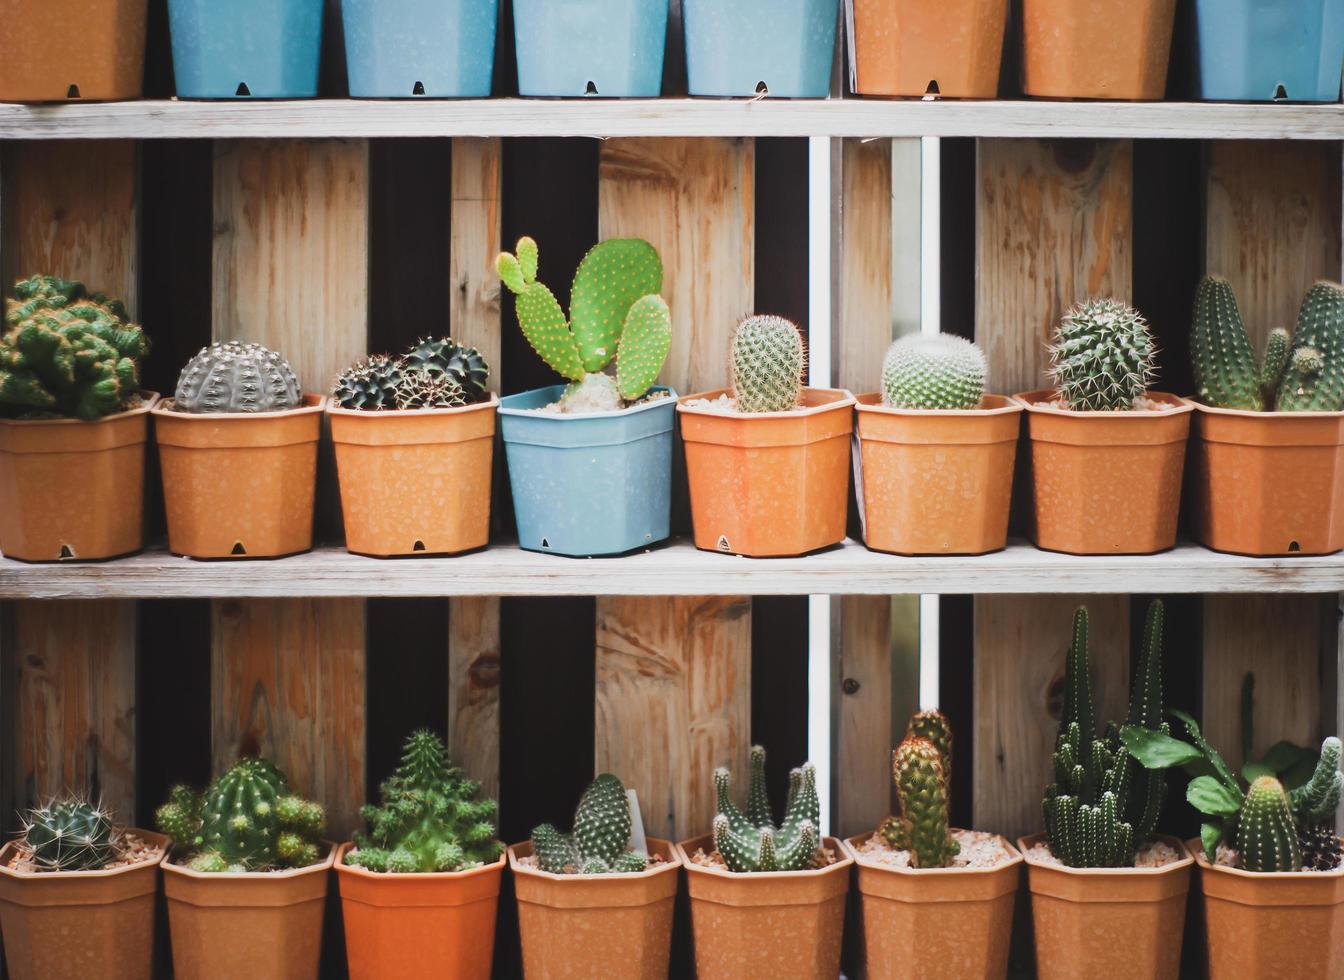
[175,341,302,413]
[530,773,649,875]
[731,315,806,413]
[884,735,958,868]
[1277,281,1344,412]
[881,334,987,410]
[0,274,148,420]
[20,799,118,871]
[1238,776,1303,872]
[1048,298,1157,411]
[497,237,671,403]
[1290,737,1344,871]
[1191,276,1290,411]
[712,746,821,872]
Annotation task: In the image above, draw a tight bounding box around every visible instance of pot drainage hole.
[1289,540,1301,552]
[585,81,599,95]
[66,84,81,99]
[58,544,75,559]
[231,541,247,556]
[541,537,551,549]
[413,540,426,552]
[925,80,940,96]
[236,82,251,97]
[413,81,426,96]
[1274,84,1289,101]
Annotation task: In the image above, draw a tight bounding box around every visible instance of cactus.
[497,237,671,403]
[881,334,987,410]
[1048,298,1157,411]
[1191,276,1291,411]
[349,730,501,873]
[402,337,490,404]
[907,709,954,776]
[529,774,649,875]
[1277,281,1344,412]
[155,758,326,872]
[1238,776,1303,872]
[712,747,821,872]
[1290,737,1343,824]
[885,735,958,868]
[20,799,118,871]
[334,355,404,410]
[0,274,148,421]
[175,341,302,413]
[730,315,805,413]
[393,370,466,410]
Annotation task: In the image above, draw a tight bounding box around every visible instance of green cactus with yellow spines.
[906,710,953,778]
[884,735,958,868]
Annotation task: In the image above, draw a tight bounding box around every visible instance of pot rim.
[0,829,169,881]
[498,385,677,421]
[151,392,326,421]
[1013,389,1194,418]
[0,391,160,428]
[855,392,1023,418]
[326,392,498,420]
[1017,832,1195,876]
[334,841,507,881]
[841,828,1023,876]
[1188,838,1344,880]
[1191,400,1344,421]
[506,838,683,881]
[677,387,857,419]
[673,834,854,879]
[161,840,337,880]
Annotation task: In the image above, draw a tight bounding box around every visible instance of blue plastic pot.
[499,386,675,556]
[683,0,838,97]
[1193,0,1344,101]
[343,0,498,98]
[167,0,324,99]
[511,0,668,97]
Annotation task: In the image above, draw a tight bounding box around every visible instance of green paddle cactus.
[530,773,649,875]
[20,798,118,871]
[1048,298,1157,411]
[1277,281,1344,412]
[730,315,805,413]
[881,334,986,410]
[712,747,821,872]
[1239,776,1302,872]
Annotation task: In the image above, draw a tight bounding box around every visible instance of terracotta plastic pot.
[1020,0,1178,99]
[1019,833,1193,980]
[162,844,334,980]
[848,0,1009,98]
[329,397,496,557]
[153,395,324,559]
[841,831,1021,979]
[0,0,148,102]
[1015,390,1192,555]
[0,395,157,562]
[678,388,856,557]
[676,833,852,980]
[336,843,504,980]
[1191,403,1344,556]
[856,393,1021,555]
[0,831,167,980]
[1191,840,1344,978]
[509,838,680,979]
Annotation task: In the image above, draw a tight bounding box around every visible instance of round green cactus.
[21,799,118,871]
[1239,776,1302,873]
[393,370,466,410]
[175,341,302,414]
[1048,299,1156,411]
[881,334,986,410]
[402,337,491,403]
[333,355,403,410]
[731,315,805,414]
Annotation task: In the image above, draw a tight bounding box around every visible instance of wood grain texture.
[447,595,501,801]
[837,138,893,395]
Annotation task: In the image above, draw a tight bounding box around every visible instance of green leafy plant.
[730,315,805,413]
[1047,298,1156,411]
[881,334,987,410]
[19,798,118,871]
[1239,673,1320,790]
[175,341,302,414]
[530,774,649,875]
[880,710,958,868]
[712,746,821,872]
[333,338,491,411]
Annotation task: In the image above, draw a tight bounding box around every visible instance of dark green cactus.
[393,370,466,410]
[175,341,302,413]
[712,747,820,873]
[20,799,118,871]
[0,274,148,421]
[1048,298,1156,411]
[1239,776,1302,872]
[1191,276,1290,411]
[529,774,649,875]
[1277,281,1344,412]
[402,337,490,403]
[333,355,404,410]
[886,735,958,868]
[881,334,987,410]
[1290,737,1343,825]
[730,315,805,413]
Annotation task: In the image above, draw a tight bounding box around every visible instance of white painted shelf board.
[1,98,1342,140]
[0,539,1339,598]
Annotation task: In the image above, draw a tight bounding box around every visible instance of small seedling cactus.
[530,774,649,875]
[881,711,958,868]
[19,798,118,871]
[730,315,805,413]
[175,341,302,413]
[712,746,821,872]
[1048,298,1157,411]
[881,334,987,410]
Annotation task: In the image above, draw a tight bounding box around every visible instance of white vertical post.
[919,136,942,712]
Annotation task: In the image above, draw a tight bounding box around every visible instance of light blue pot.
[1194,0,1344,101]
[167,0,324,99]
[683,0,838,97]
[499,386,675,557]
[343,0,498,98]
[512,0,668,97]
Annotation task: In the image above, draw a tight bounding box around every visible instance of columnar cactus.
[175,341,302,413]
[730,315,805,413]
[884,735,958,868]
[1277,281,1344,412]
[712,746,821,872]
[530,774,649,875]
[1239,776,1303,872]
[0,274,148,420]
[1048,298,1157,411]
[881,334,987,410]
[20,799,118,871]
[1191,276,1290,411]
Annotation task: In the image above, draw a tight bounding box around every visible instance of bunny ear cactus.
[529,773,649,875]
[1048,298,1157,411]
[712,749,821,872]
[21,799,119,871]
[1277,281,1344,412]
[731,315,806,413]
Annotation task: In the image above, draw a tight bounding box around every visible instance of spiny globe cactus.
[883,733,958,868]
[1190,276,1290,411]
[1048,298,1157,411]
[1239,776,1302,873]
[349,729,501,873]
[712,746,820,873]
[731,315,805,413]
[333,355,403,410]
[881,334,986,410]
[175,341,302,413]
[0,274,148,421]
[394,370,466,410]
[530,774,649,875]
[1277,281,1344,412]
[402,337,490,403]
[20,798,118,871]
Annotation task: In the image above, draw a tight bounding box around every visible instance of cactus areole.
[530,774,650,875]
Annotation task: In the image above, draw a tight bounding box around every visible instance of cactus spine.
[175,341,302,413]
[885,732,958,868]
[333,337,490,411]
[20,799,118,871]
[1277,281,1344,411]
[1048,298,1156,411]
[530,774,649,875]
[881,334,987,410]
[1190,276,1290,411]
[333,355,404,410]
[1238,776,1303,872]
[712,747,820,872]
[730,315,805,413]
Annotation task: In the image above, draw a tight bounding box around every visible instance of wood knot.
[1051,140,1096,175]
[469,653,501,690]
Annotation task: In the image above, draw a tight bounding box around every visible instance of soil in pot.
[0,0,148,102]
[1021,0,1178,99]
[849,0,1009,98]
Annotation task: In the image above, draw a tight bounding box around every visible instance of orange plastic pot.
[509,838,680,979]
[328,396,497,557]
[336,843,504,980]
[678,388,856,557]
[856,393,1021,555]
[1191,403,1344,556]
[1192,842,1344,979]
[1015,390,1192,555]
[676,833,852,980]
[848,0,1009,98]
[0,830,167,980]
[0,0,148,102]
[154,395,324,559]
[1021,0,1177,99]
[841,831,1021,979]
[0,395,156,561]
[1019,833,1193,980]
[162,844,334,980]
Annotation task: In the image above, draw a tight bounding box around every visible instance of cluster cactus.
[497,236,671,408]
[175,341,302,413]
[333,337,490,411]
[1047,298,1157,411]
[880,334,987,410]
[155,757,326,872]
[712,746,821,872]
[730,315,805,413]
[530,774,649,875]
[19,799,118,871]
[880,711,958,868]
[0,274,149,421]
[349,730,501,873]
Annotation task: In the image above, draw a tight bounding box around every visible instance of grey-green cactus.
[881,334,986,410]
[1239,776,1302,872]
[530,774,649,875]
[1191,276,1290,411]
[731,315,805,413]
[175,341,302,414]
[1277,281,1344,412]
[20,799,118,871]
[1048,298,1157,411]
[712,746,820,872]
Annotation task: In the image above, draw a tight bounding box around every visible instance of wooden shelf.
[1,539,1340,598]
[2,98,1342,141]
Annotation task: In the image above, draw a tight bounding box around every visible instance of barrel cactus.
[1277,281,1344,412]
[731,315,805,413]
[1190,276,1290,411]
[882,724,959,868]
[175,341,302,414]
[333,355,404,410]
[1048,298,1156,411]
[712,746,821,873]
[402,337,491,404]
[530,774,649,875]
[881,334,986,410]
[20,799,118,871]
[393,370,466,410]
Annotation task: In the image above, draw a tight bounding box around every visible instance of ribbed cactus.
[530,773,649,875]
[0,274,148,421]
[394,371,466,410]
[334,355,404,410]
[730,315,805,413]
[1190,276,1290,411]
[712,747,820,872]
[333,337,491,412]
[881,334,986,410]
[1238,776,1303,872]
[175,341,302,413]
[349,730,501,873]
[402,337,490,403]
[885,735,958,868]
[497,237,671,402]
[20,799,118,871]
[1048,298,1157,411]
[1277,281,1344,412]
